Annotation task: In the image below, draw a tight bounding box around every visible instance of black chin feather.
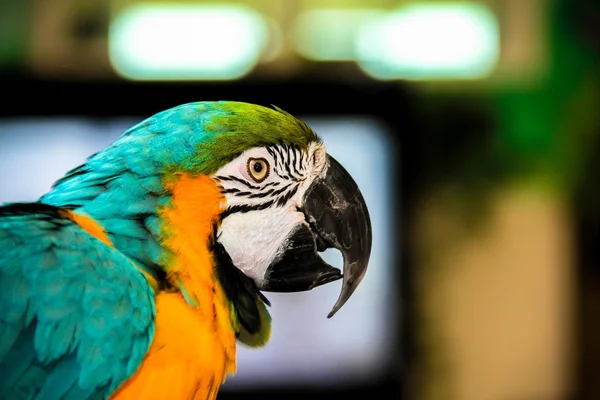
[210,225,269,335]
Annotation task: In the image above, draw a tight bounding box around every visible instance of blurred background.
[0,0,599,399]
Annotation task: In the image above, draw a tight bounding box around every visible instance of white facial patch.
[212,141,328,283]
[217,208,306,285]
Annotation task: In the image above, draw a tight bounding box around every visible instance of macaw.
[0,101,372,400]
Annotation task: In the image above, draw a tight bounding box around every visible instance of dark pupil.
[253,162,263,173]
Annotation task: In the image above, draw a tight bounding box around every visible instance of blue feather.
[36,355,80,400]
[0,203,155,399]
[0,328,38,399]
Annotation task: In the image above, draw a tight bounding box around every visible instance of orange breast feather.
[110,291,234,400]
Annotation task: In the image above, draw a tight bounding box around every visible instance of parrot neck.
[156,172,238,371]
[158,173,228,305]
[157,173,271,348]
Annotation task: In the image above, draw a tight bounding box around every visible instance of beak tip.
[326,263,368,318]
[327,301,344,318]
[327,303,342,319]
[326,287,354,318]
[325,287,351,319]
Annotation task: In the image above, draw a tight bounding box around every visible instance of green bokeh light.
[109,4,269,80]
[355,3,500,80]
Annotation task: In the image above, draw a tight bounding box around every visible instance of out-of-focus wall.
[412,185,575,400]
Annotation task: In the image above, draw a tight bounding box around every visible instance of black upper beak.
[261,155,372,318]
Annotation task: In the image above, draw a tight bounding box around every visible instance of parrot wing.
[0,203,155,400]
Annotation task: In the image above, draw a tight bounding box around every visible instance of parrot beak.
[261,155,372,318]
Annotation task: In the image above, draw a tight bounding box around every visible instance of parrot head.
[207,105,372,318]
[42,101,372,319]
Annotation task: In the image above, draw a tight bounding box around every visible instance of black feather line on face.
[220,200,275,219]
[276,184,300,207]
[215,175,262,190]
[269,183,292,197]
[246,189,274,199]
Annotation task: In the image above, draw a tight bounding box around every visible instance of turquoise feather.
[0,203,155,399]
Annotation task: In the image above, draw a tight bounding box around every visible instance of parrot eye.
[247,157,269,182]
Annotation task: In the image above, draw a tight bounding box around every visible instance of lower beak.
[260,155,372,318]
